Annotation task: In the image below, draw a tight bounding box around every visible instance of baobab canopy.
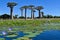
[7,2,17,7]
[7,2,17,19]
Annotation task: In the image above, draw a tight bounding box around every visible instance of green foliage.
[0,19,60,26]
[19,16,25,18]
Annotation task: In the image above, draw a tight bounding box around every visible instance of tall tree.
[7,2,17,19]
[21,6,28,20]
[40,12,44,18]
[32,9,36,19]
[35,6,43,18]
[28,5,34,19]
[20,7,23,17]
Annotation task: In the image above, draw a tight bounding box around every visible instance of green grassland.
[0,19,60,26]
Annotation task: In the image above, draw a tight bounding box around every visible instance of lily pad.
[6,34,17,37]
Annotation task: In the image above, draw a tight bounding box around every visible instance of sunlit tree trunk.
[21,9,23,17]
[10,7,13,19]
[33,11,34,19]
[31,10,33,19]
[25,9,27,20]
[39,10,41,18]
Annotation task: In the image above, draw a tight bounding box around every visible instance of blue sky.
[0,0,60,17]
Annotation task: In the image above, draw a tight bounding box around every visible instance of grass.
[0,19,46,26]
[0,19,60,26]
[0,19,60,40]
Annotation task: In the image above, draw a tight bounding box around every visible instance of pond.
[32,30,60,40]
[0,23,60,40]
[0,27,29,40]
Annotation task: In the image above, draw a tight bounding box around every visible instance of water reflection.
[32,30,60,40]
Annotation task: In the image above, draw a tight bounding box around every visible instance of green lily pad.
[6,34,17,37]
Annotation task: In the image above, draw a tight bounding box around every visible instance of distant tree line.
[0,14,60,19]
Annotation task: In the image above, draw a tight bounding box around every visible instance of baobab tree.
[35,6,43,18]
[21,6,28,20]
[32,9,36,19]
[7,2,17,19]
[28,5,35,19]
[20,7,23,17]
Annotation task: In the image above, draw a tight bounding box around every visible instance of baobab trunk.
[21,9,23,17]
[31,10,33,19]
[39,10,41,18]
[33,11,34,19]
[40,12,43,18]
[25,9,27,20]
[10,7,13,19]
[41,12,44,18]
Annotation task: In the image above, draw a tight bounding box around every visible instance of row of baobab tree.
[7,2,44,20]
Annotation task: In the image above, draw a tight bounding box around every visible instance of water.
[32,23,60,40]
[32,30,60,40]
[0,23,60,40]
[0,30,60,40]
[0,31,26,40]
